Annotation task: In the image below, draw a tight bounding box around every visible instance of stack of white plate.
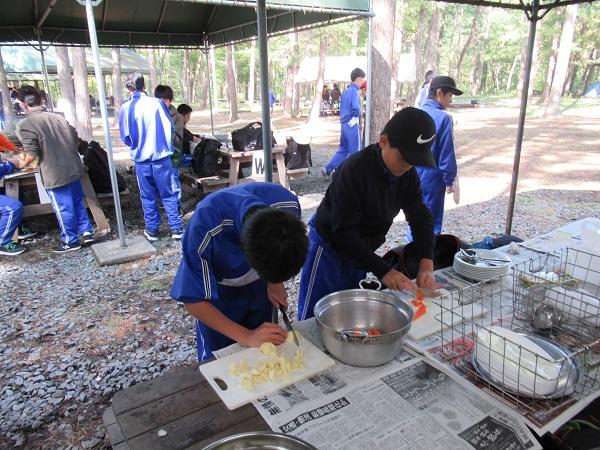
[453,249,511,281]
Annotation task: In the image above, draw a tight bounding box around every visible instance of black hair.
[241,208,308,283]
[423,70,435,85]
[350,68,366,82]
[124,72,145,92]
[17,85,42,107]
[177,103,193,115]
[154,85,174,101]
[428,86,453,99]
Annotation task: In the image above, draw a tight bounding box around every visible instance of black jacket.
[314,144,435,278]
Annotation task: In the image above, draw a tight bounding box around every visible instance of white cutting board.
[200,333,335,410]
[408,296,486,340]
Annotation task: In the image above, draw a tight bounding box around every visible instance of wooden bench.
[181,173,229,194]
[97,188,131,207]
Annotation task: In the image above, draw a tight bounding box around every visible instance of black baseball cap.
[381,107,437,168]
[429,76,463,96]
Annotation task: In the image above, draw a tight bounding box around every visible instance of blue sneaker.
[144,229,159,242]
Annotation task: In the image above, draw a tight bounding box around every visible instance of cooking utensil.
[199,332,334,410]
[532,304,565,331]
[201,432,318,450]
[314,289,413,367]
[458,249,508,266]
[279,305,299,347]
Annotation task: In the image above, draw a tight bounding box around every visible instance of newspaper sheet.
[214,320,540,450]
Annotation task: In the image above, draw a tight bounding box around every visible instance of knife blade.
[279,305,299,347]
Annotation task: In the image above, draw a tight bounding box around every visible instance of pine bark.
[538,34,559,104]
[148,49,158,94]
[111,47,122,127]
[225,44,238,122]
[455,6,482,82]
[406,5,428,106]
[506,54,520,92]
[581,48,598,95]
[54,46,76,127]
[309,34,328,123]
[424,5,441,73]
[183,49,191,103]
[209,47,218,106]
[283,33,300,118]
[545,4,578,117]
[70,47,93,142]
[517,20,540,99]
[0,49,14,132]
[248,40,256,106]
[368,0,396,144]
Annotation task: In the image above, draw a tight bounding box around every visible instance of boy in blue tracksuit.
[119,73,183,241]
[323,68,366,176]
[170,182,308,362]
[414,76,462,237]
[0,160,26,255]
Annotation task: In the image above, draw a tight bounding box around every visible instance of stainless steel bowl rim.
[314,289,414,341]
[201,431,318,450]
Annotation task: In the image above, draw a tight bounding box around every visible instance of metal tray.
[472,334,581,399]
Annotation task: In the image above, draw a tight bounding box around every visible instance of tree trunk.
[70,47,93,142]
[147,49,159,95]
[248,39,256,107]
[469,11,490,95]
[563,55,576,95]
[225,44,238,122]
[368,0,396,144]
[455,6,482,82]
[183,49,191,103]
[283,33,298,118]
[545,4,578,117]
[0,50,15,132]
[209,47,218,106]
[54,46,76,127]
[350,26,360,57]
[517,20,540,99]
[390,3,405,112]
[538,34,559,104]
[293,82,301,117]
[506,54,520,92]
[406,5,428,107]
[581,48,598,95]
[309,34,327,123]
[424,5,441,74]
[111,47,122,127]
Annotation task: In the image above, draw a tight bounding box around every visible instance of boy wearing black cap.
[413,75,462,237]
[298,107,439,320]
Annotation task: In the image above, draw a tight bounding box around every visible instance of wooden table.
[1,169,111,238]
[219,147,288,187]
[103,365,268,450]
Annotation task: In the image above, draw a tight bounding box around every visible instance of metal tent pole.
[82,0,127,247]
[364,0,373,144]
[36,29,54,112]
[256,0,273,182]
[505,0,539,235]
[204,43,215,136]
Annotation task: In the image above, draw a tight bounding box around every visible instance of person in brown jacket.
[16,85,95,253]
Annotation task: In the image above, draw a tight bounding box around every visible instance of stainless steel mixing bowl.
[314,289,414,367]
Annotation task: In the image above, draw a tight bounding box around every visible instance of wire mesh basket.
[432,250,600,426]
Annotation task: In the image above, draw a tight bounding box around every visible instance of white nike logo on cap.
[416,134,435,144]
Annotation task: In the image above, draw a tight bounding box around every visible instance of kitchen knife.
[279,305,299,347]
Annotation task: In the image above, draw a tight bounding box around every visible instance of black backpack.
[382,234,468,279]
[284,137,313,170]
[78,140,127,193]
[231,121,276,152]
[191,137,222,177]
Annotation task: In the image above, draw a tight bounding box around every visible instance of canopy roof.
[0,46,149,75]
[0,0,370,49]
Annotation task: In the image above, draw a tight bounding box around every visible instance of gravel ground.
[1,103,599,449]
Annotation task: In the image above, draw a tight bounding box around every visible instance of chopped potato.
[229,342,306,391]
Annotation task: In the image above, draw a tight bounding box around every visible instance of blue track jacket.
[119,91,173,163]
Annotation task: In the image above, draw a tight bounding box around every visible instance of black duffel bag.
[383,234,468,279]
[231,121,276,152]
[191,137,222,177]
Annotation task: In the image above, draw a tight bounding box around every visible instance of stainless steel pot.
[201,431,317,450]
[314,289,414,367]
